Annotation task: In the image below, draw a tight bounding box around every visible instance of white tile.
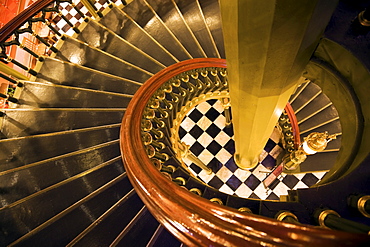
[196,101,212,114]
[312,171,328,180]
[233,168,251,182]
[252,164,271,181]
[181,133,197,146]
[271,182,290,197]
[198,170,215,183]
[198,116,212,131]
[213,100,225,113]
[214,130,230,147]
[215,148,232,164]
[253,183,269,200]
[215,166,233,182]
[198,149,214,165]
[219,184,234,195]
[293,181,309,190]
[180,117,196,132]
[234,183,253,198]
[198,132,213,147]
[259,150,268,162]
[269,145,284,159]
[270,127,282,143]
[213,114,226,129]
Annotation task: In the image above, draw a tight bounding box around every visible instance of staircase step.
[0,123,120,171]
[10,174,133,246]
[300,152,339,172]
[55,36,152,83]
[0,108,125,138]
[123,0,193,61]
[146,0,207,58]
[77,17,166,74]
[295,93,333,124]
[0,157,125,246]
[35,57,141,95]
[146,224,181,247]
[198,0,225,58]
[0,140,121,206]
[175,0,221,58]
[15,81,132,108]
[69,191,144,246]
[299,106,340,134]
[111,206,160,246]
[99,4,178,66]
[290,82,322,114]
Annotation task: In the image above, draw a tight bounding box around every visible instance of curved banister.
[285,103,301,149]
[121,58,370,246]
[0,0,54,42]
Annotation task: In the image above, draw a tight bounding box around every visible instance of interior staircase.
[1,0,370,246]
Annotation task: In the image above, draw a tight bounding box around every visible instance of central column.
[219,0,338,169]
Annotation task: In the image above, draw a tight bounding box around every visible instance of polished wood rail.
[0,0,53,42]
[120,58,370,246]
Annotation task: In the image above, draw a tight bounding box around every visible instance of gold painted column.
[219,0,338,169]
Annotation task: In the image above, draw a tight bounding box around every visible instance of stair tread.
[1,158,125,246]
[35,57,142,95]
[175,0,221,58]
[10,174,133,247]
[0,108,125,138]
[99,4,179,66]
[55,36,153,83]
[77,17,166,74]
[146,0,207,58]
[0,123,120,172]
[123,0,193,61]
[15,81,132,108]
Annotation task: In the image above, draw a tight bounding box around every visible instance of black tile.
[205,107,220,121]
[269,178,280,190]
[188,108,203,122]
[249,192,260,199]
[264,139,277,152]
[209,157,222,173]
[65,5,73,11]
[226,175,242,191]
[178,126,187,139]
[282,175,299,189]
[62,24,70,33]
[224,124,234,137]
[301,173,319,187]
[190,163,201,174]
[207,99,217,106]
[205,123,221,138]
[224,139,235,154]
[244,174,260,191]
[261,154,276,169]
[189,141,204,156]
[208,176,224,190]
[207,140,222,155]
[266,192,279,201]
[189,125,203,139]
[225,157,238,172]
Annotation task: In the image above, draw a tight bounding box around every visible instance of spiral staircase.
[1,0,370,246]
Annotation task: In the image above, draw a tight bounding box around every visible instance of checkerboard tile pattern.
[179,99,327,200]
[51,0,125,36]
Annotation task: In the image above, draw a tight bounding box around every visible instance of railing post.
[219,0,339,169]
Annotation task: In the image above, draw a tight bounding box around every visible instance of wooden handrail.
[121,58,370,246]
[0,0,54,42]
[285,103,301,149]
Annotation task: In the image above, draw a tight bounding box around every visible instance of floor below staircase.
[179,99,328,200]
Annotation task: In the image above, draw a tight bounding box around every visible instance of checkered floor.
[51,0,125,36]
[179,99,327,200]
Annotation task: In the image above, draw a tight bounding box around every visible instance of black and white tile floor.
[52,0,125,36]
[179,99,327,200]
